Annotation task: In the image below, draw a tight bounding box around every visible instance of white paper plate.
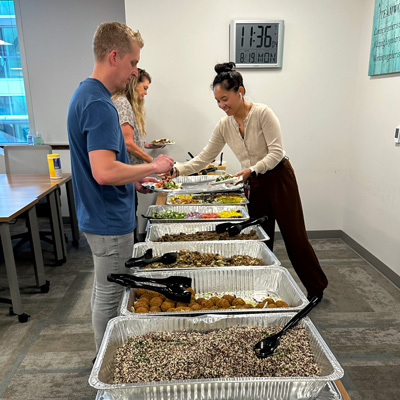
[209,177,242,185]
[141,182,182,192]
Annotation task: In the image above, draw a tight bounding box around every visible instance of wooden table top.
[0,173,71,186]
[0,173,71,200]
[0,196,38,221]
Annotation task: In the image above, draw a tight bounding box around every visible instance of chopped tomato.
[201,213,220,219]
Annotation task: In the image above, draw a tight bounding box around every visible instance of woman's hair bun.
[214,62,236,74]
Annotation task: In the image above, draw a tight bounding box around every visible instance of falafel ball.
[135,306,149,313]
[136,288,148,298]
[222,294,235,305]
[201,299,213,308]
[134,301,149,310]
[149,297,163,307]
[216,298,230,309]
[176,302,189,308]
[232,298,246,306]
[275,300,289,308]
[210,296,220,305]
[161,300,175,312]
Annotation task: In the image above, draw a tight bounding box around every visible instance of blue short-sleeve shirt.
[67,78,135,235]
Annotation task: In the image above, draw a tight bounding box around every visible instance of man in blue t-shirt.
[67,22,174,354]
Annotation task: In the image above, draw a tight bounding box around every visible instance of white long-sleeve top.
[178,103,286,176]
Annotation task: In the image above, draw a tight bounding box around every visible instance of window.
[0,0,29,143]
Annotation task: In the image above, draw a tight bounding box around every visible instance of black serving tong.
[215,216,267,237]
[107,273,192,303]
[125,251,177,268]
[253,295,321,359]
[219,152,224,166]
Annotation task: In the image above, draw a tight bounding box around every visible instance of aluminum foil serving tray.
[89,314,344,400]
[120,266,308,317]
[130,241,280,272]
[95,381,344,400]
[144,205,249,223]
[174,174,244,193]
[145,221,269,242]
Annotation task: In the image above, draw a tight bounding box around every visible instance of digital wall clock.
[229,20,284,68]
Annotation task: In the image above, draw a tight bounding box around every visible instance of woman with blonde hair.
[113,68,164,165]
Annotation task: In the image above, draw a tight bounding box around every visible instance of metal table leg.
[47,191,66,265]
[26,206,49,292]
[0,222,29,321]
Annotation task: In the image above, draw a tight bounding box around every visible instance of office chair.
[4,145,65,263]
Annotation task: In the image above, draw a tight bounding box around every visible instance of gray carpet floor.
[1,226,399,400]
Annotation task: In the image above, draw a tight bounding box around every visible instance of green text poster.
[369,0,400,76]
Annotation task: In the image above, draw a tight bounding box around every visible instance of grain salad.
[113,325,320,384]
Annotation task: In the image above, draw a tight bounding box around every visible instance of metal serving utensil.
[215,216,267,236]
[125,252,177,268]
[107,273,192,303]
[253,295,321,359]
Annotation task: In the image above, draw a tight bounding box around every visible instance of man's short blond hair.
[93,22,144,62]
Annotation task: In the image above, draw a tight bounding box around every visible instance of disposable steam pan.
[145,221,269,242]
[120,265,308,316]
[130,240,280,272]
[174,174,244,193]
[95,380,343,400]
[89,314,344,400]
[144,205,249,223]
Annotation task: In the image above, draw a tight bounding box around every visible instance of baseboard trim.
[338,231,400,289]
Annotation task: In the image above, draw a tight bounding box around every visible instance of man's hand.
[135,177,158,193]
[151,154,174,175]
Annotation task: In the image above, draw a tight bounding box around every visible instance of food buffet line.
[90,174,345,400]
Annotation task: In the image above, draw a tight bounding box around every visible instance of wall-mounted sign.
[229,20,284,68]
[369,0,400,76]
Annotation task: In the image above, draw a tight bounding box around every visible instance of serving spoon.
[253,295,321,359]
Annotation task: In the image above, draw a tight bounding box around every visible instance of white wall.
[17,0,126,146]
[344,0,400,277]
[125,0,363,231]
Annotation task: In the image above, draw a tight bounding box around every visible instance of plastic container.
[27,130,35,145]
[47,153,63,179]
[35,131,43,145]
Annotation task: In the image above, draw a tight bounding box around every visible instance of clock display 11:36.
[239,24,278,48]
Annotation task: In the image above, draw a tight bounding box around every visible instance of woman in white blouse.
[172,62,328,301]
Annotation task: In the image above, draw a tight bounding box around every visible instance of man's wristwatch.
[250,167,257,177]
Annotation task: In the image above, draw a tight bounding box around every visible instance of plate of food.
[209,173,242,185]
[151,138,175,145]
[142,178,182,192]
